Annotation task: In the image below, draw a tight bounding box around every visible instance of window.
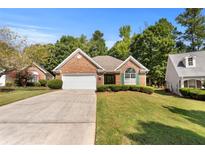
[188,80,195,88]
[28,71,39,83]
[188,57,193,66]
[125,68,136,73]
[124,68,136,85]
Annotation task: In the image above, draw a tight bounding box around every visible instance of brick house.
[0,63,53,86]
[53,48,149,90]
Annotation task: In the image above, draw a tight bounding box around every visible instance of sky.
[0,8,193,48]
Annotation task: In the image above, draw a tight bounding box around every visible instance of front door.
[104,74,115,84]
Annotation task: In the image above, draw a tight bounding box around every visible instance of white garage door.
[62,75,96,90]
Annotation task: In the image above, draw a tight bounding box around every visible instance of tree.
[109,25,131,60]
[130,18,177,86]
[43,35,90,72]
[24,44,51,65]
[119,25,131,40]
[176,8,205,51]
[0,27,29,74]
[88,30,107,57]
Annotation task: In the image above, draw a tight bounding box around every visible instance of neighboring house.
[0,63,53,86]
[53,48,149,90]
[0,70,6,87]
[165,51,205,95]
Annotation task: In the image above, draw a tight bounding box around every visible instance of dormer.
[184,55,196,68]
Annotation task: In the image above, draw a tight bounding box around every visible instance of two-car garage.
[62,75,96,90]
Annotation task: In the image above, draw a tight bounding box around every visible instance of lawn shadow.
[164,106,205,128]
[126,121,205,145]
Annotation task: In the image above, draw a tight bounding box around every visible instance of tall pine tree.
[176,8,205,51]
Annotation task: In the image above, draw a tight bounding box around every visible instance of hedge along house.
[165,51,205,95]
[53,48,149,90]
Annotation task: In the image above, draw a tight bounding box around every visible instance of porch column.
[180,78,184,88]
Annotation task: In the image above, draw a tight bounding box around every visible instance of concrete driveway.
[0,90,96,144]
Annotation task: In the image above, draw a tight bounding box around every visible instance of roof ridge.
[169,50,205,56]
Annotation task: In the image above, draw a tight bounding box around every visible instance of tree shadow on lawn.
[164,106,205,128]
[126,121,205,145]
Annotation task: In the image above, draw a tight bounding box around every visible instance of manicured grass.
[96,90,205,144]
[0,87,52,106]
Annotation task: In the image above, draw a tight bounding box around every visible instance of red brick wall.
[139,74,146,86]
[26,65,46,80]
[6,70,17,81]
[118,60,141,73]
[60,53,97,74]
[115,74,121,85]
[118,59,146,86]
[97,74,104,85]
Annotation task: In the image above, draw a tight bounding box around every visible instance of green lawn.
[96,90,205,145]
[0,87,52,106]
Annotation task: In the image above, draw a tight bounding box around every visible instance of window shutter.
[136,74,140,85]
[121,73,124,85]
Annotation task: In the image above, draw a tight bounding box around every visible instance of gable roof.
[169,51,205,77]
[114,56,149,72]
[53,48,104,72]
[92,55,123,72]
[32,62,48,74]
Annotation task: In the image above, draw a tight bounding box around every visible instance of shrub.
[34,82,41,87]
[109,85,122,92]
[180,88,205,100]
[39,79,47,87]
[47,79,63,89]
[140,86,154,94]
[26,82,35,87]
[96,85,154,94]
[179,88,192,97]
[0,87,15,92]
[5,81,14,87]
[97,85,110,92]
[130,85,141,91]
[120,85,130,91]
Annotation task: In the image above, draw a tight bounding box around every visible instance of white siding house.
[165,51,205,95]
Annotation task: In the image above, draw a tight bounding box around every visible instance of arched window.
[124,68,136,85]
[30,71,39,83]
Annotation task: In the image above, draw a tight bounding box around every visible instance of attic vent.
[77,54,82,59]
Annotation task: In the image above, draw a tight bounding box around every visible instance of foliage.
[130,18,177,86]
[88,30,108,57]
[0,87,15,92]
[0,27,50,75]
[96,85,154,94]
[24,44,51,65]
[176,8,205,51]
[0,41,30,73]
[96,85,110,92]
[109,25,131,60]
[39,79,47,87]
[43,35,90,72]
[5,81,14,87]
[47,79,63,89]
[16,70,32,87]
[180,88,205,100]
[34,82,41,87]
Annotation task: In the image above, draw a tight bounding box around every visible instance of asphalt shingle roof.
[92,55,123,72]
[169,51,205,77]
